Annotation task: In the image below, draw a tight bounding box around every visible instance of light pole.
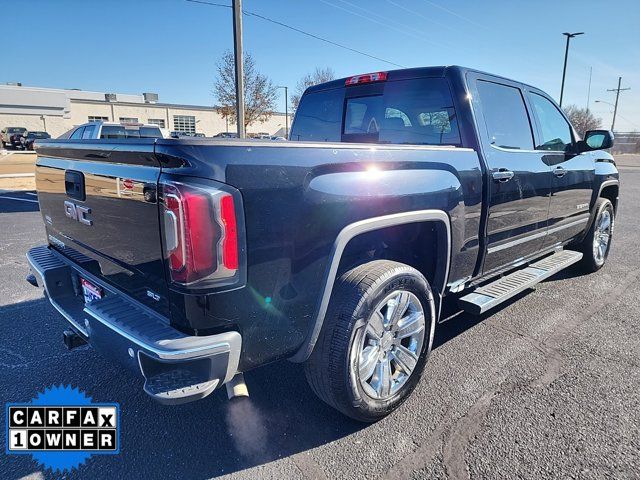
[276,86,288,138]
[559,32,584,108]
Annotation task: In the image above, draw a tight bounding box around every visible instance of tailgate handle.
[65,170,86,201]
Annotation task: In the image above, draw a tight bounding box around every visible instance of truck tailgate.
[34,140,169,316]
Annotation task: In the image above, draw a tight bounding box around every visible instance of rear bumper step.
[27,245,242,405]
[459,250,583,315]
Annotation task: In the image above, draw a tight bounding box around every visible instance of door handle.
[553,167,567,178]
[492,169,514,182]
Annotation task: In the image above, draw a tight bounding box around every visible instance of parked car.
[27,66,618,422]
[61,121,163,140]
[214,132,238,138]
[20,131,51,150]
[1,126,27,149]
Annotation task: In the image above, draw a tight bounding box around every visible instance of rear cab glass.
[100,125,162,139]
[291,77,461,146]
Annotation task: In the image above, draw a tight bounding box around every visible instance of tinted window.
[290,88,343,142]
[476,80,533,150]
[98,125,162,139]
[291,77,460,145]
[70,127,85,139]
[8,127,26,134]
[139,127,163,138]
[100,125,128,139]
[28,132,49,139]
[343,78,460,145]
[529,93,573,151]
[82,125,96,139]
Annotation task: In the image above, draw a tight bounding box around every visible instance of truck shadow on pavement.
[1,299,364,480]
[1,269,575,479]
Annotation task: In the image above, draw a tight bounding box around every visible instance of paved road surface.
[0,164,638,479]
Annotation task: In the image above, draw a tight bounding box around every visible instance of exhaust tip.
[225,373,249,400]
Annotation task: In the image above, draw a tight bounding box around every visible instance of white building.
[0,83,290,138]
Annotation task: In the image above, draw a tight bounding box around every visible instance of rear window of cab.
[291,77,461,146]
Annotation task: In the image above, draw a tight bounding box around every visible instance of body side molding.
[290,209,451,363]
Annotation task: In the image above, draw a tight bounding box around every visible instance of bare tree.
[291,67,336,111]
[563,105,602,138]
[214,50,278,129]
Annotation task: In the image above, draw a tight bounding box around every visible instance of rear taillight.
[345,71,388,86]
[161,181,240,287]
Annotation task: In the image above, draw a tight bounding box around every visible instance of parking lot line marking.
[24,192,37,196]
[0,173,35,178]
[0,196,39,203]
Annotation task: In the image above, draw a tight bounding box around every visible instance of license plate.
[80,277,103,304]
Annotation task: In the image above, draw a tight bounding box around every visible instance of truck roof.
[305,65,538,93]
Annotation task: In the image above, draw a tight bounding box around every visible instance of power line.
[185,0,406,68]
[386,0,459,33]
[322,0,449,49]
[422,0,489,30]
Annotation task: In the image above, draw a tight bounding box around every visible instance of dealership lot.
[1,161,639,479]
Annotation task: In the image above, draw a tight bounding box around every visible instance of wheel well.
[600,184,619,213]
[337,221,447,296]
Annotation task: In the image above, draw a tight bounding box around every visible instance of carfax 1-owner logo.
[5,385,120,473]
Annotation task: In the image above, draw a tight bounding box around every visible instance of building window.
[147,118,166,128]
[119,117,139,124]
[173,115,196,134]
[88,116,109,122]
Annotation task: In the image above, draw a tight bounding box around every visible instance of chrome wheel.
[355,290,426,400]
[593,209,612,265]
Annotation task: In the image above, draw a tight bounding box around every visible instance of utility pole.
[232,0,246,139]
[277,86,288,137]
[559,32,584,108]
[607,76,630,132]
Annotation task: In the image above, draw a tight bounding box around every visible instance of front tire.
[577,198,614,273]
[304,260,435,422]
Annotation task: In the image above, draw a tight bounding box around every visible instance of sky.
[3,0,640,130]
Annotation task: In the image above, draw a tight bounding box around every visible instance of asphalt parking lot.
[1,160,639,480]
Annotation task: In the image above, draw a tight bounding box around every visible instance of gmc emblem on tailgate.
[64,200,93,226]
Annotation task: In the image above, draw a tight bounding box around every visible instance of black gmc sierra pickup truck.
[27,66,619,422]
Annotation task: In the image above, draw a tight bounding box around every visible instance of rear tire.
[576,198,614,273]
[304,260,435,422]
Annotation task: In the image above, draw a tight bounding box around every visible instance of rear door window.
[476,80,534,150]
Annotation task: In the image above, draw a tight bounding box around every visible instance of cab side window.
[529,93,573,152]
[476,80,534,150]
